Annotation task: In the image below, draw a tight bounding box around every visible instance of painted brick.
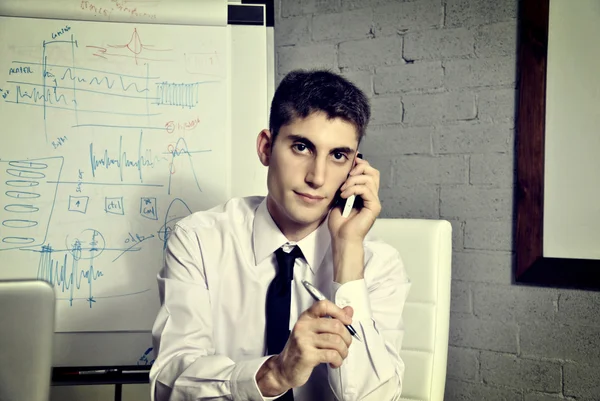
[278,43,336,75]
[476,21,518,57]
[557,291,600,327]
[449,315,518,352]
[394,155,467,185]
[365,155,394,189]
[480,352,561,393]
[564,362,600,399]
[281,0,341,17]
[374,0,442,36]
[464,220,513,251]
[524,393,576,401]
[339,36,404,68]
[520,322,600,364]
[470,153,515,187]
[445,379,523,401]
[477,88,518,122]
[313,8,373,42]
[404,28,474,60]
[369,97,404,125]
[276,15,311,46]
[340,0,397,11]
[433,122,515,154]
[403,91,476,125]
[447,346,479,381]
[472,284,558,322]
[446,0,518,28]
[444,57,517,89]
[379,185,439,219]
[374,61,443,94]
[440,186,513,220]
[361,125,433,156]
[340,69,374,97]
[451,280,472,314]
[452,251,513,284]
[449,219,465,251]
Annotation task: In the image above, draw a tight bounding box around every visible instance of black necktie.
[266,246,303,401]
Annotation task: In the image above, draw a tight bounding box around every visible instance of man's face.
[261,111,359,237]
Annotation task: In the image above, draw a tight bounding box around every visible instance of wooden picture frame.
[515,0,600,290]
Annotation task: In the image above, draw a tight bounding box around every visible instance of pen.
[65,369,149,375]
[65,369,119,375]
[301,280,363,342]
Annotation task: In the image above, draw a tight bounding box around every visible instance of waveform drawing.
[155,82,200,109]
[0,157,64,251]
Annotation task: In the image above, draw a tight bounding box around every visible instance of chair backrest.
[369,219,452,401]
[0,279,55,401]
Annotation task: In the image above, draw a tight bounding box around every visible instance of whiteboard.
[0,2,272,367]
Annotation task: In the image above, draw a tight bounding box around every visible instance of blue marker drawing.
[112,232,156,262]
[105,197,124,215]
[158,198,192,256]
[36,242,103,308]
[164,137,211,195]
[6,33,164,142]
[155,82,201,108]
[68,195,89,214]
[90,130,166,183]
[0,157,63,251]
[46,180,163,188]
[140,197,158,220]
[32,228,151,306]
[137,347,155,366]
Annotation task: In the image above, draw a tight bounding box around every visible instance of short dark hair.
[269,69,370,143]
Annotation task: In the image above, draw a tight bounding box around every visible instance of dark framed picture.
[516,0,600,290]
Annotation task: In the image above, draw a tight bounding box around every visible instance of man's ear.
[256,129,273,167]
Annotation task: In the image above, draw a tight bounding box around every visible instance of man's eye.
[293,143,307,152]
[333,152,346,160]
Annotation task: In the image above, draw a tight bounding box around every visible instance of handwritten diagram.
[0,157,64,251]
[87,28,173,65]
[0,17,228,332]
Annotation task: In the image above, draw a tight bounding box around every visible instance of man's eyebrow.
[287,134,316,149]
[331,146,355,154]
[287,134,356,154]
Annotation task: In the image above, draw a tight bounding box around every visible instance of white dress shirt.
[150,196,411,401]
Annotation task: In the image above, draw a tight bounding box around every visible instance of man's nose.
[305,157,326,187]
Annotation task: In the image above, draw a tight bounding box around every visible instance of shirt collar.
[252,198,331,274]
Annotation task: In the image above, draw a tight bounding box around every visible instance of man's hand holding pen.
[256,300,354,397]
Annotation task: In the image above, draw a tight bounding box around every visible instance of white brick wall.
[274,0,600,399]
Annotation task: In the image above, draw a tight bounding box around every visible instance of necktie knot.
[274,246,303,281]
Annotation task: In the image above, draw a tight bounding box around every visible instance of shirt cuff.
[230,356,281,401]
[331,279,372,321]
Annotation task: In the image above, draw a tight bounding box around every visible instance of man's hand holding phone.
[328,153,381,283]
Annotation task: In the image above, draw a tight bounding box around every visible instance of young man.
[150,70,410,401]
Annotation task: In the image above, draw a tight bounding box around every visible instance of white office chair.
[369,219,452,401]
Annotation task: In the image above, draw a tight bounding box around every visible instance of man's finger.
[313,318,352,346]
[306,300,352,325]
[319,349,344,368]
[314,333,350,359]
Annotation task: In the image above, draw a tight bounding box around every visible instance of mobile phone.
[336,153,363,217]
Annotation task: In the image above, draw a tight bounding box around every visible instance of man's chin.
[288,208,329,227]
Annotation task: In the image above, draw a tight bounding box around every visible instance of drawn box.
[140,197,158,220]
[105,197,124,215]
